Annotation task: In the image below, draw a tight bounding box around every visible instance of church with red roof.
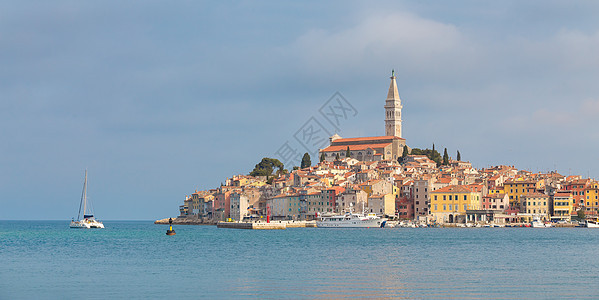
[320,71,408,162]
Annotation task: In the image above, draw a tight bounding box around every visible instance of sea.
[1,221,599,299]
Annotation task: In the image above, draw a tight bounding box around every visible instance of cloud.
[289,12,479,80]
[581,98,599,115]
[554,29,599,71]
[500,98,599,133]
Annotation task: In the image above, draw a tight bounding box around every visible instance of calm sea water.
[1,221,599,299]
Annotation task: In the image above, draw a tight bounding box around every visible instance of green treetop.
[443,148,449,165]
[301,152,311,169]
[249,157,285,178]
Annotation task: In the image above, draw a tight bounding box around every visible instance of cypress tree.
[402,146,409,158]
[301,152,311,169]
[443,148,449,165]
[335,153,340,161]
[320,153,325,163]
[346,146,351,158]
[457,150,461,161]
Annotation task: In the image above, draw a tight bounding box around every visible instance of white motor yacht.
[317,211,386,228]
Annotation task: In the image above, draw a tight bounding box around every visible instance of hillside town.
[177,156,598,225]
[176,72,598,225]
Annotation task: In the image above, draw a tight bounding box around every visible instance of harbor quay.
[155,218,316,229]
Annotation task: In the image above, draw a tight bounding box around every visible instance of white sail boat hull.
[70,220,105,229]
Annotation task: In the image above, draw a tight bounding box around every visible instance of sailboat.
[70,170,105,229]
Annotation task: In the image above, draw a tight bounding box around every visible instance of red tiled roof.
[568,179,589,185]
[321,143,392,152]
[431,185,474,194]
[332,136,405,143]
[554,191,572,197]
[437,178,453,184]
[465,184,484,192]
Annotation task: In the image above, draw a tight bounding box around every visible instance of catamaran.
[70,170,104,229]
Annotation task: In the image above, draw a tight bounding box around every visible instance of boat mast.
[83,170,88,218]
[77,170,86,220]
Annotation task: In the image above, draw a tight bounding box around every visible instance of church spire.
[384,70,403,138]
[386,70,400,101]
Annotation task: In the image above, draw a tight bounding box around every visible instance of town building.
[521,193,550,221]
[584,183,599,217]
[430,185,482,223]
[551,191,574,221]
[368,193,396,216]
[230,192,249,221]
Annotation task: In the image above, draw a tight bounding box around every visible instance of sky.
[1,1,599,220]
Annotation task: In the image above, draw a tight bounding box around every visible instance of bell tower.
[384,70,403,137]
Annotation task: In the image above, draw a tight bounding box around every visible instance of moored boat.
[70,170,104,229]
[316,212,386,228]
[531,216,549,228]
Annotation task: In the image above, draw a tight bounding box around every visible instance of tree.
[577,209,586,220]
[346,146,351,158]
[457,150,461,162]
[411,147,442,165]
[249,157,285,178]
[442,148,449,165]
[301,152,311,169]
[432,143,435,152]
[335,153,340,161]
[402,146,409,158]
[320,153,325,163]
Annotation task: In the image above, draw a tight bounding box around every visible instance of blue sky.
[1,1,599,220]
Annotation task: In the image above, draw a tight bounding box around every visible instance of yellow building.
[488,187,505,195]
[552,191,574,221]
[504,180,540,207]
[430,185,481,223]
[584,185,599,216]
[521,193,550,221]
